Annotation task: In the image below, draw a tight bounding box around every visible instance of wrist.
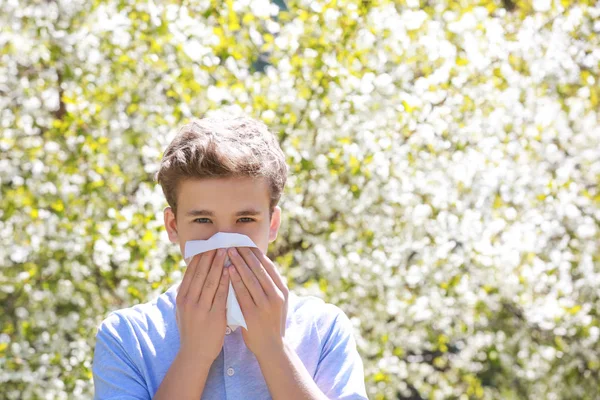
[254,337,288,364]
[176,348,215,371]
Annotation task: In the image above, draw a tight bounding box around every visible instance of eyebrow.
[185,209,262,217]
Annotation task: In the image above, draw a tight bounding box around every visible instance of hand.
[227,247,289,357]
[175,248,230,364]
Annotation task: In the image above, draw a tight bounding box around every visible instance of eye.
[238,217,255,223]
[193,218,212,224]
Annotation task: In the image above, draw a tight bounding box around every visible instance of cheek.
[180,243,191,266]
[250,223,271,247]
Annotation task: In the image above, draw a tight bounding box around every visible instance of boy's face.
[163,176,281,261]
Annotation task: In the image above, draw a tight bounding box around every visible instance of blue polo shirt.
[92,282,368,399]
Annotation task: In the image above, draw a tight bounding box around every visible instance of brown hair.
[155,116,288,218]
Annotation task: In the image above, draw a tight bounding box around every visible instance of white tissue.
[184,232,258,332]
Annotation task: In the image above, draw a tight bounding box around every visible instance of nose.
[215,226,238,235]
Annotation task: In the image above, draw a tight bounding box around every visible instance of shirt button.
[227,367,235,376]
[225,327,232,335]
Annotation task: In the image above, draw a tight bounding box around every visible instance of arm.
[227,247,329,399]
[154,249,230,399]
[256,340,329,400]
[256,308,368,400]
[226,247,367,400]
[152,352,211,400]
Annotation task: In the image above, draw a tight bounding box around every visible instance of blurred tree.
[0,0,599,399]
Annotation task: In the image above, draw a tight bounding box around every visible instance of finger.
[177,254,201,300]
[229,263,254,313]
[228,247,268,307]
[211,265,230,312]
[237,247,278,299]
[188,249,217,304]
[200,248,227,309]
[250,248,289,297]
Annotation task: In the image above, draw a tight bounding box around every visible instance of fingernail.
[228,247,238,256]
[218,248,225,256]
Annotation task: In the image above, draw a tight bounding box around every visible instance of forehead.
[177,176,270,212]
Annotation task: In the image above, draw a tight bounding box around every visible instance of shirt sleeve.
[313,305,369,400]
[92,312,150,400]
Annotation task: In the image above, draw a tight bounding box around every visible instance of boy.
[92,117,368,399]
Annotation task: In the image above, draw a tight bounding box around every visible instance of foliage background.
[1,0,599,399]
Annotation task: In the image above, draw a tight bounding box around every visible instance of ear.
[164,206,179,244]
[268,206,281,243]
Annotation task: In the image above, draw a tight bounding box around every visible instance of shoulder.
[96,283,178,343]
[92,287,179,397]
[287,291,356,342]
